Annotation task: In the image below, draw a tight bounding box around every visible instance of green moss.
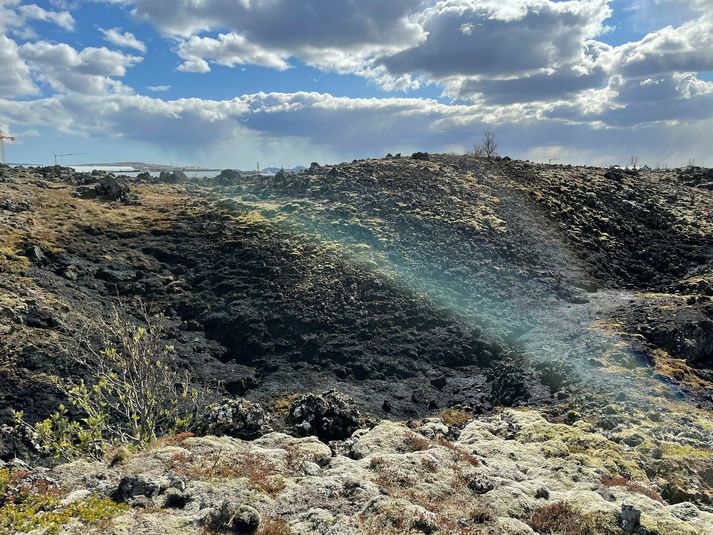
[0,493,128,534]
[440,409,471,428]
[108,446,133,467]
[518,418,646,479]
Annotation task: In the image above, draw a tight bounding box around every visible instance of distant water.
[70,165,221,179]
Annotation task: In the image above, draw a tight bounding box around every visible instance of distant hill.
[261,166,306,175]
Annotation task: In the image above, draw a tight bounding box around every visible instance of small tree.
[473,130,498,158]
[629,155,640,169]
[17,303,202,460]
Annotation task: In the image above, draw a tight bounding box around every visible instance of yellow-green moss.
[274,392,301,415]
[0,493,128,534]
[439,409,471,428]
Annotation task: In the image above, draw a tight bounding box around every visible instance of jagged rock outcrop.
[198,398,272,439]
[95,176,130,201]
[287,390,365,441]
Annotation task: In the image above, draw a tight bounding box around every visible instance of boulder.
[198,398,272,439]
[287,389,364,442]
[621,504,641,534]
[95,176,130,201]
[411,152,430,161]
[112,475,161,502]
[202,500,260,534]
[215,169,241,185]
[158,170,188,183]
[0,199,31,212]
[465,470,494,494]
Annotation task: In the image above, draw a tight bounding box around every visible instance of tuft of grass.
[440,409,471,428]
[148,431,195,450]
[405,432,431,452]
[434,439,480,467]
[106,446,133,467]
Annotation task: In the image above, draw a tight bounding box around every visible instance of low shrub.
[405,432,431,452]
[16,303,204,460]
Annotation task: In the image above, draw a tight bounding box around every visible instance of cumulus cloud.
[4,0,713,166]
[381,0,610,78]
[147,85,170,92]
[103,0,424,74]
[608,15,713,77]
[0,0,75,35]
[177,33,290,72]
[100,27,147,52]
[2,89,712,167]
[0,34,37,97]
[19,41,142,94]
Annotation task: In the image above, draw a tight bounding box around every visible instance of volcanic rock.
[158,170,188,183]
[198,398,272,439]
[95,176,130,201]
[288,390,365,441]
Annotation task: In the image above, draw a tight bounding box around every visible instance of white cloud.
[99,27,147,53]
[0,34,37,97]
[19,41,143,95]
[17,3,75,30]
[177,33,290,72]
[147,84,170,92]
[3,89,713,167]
[0,1,75,35]
[102,0,424,75]
[608,15,713,77]
[381,0,611,78]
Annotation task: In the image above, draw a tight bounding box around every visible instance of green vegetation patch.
[0,467,127,534]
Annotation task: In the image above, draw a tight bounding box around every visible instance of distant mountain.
[261,166,306,175]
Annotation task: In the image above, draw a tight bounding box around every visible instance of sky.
[1,0,713,168]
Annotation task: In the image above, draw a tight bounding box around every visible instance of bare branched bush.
[473,130,498,158]
[16,302,203,460]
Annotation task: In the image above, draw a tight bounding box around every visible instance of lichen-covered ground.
[1,156,712,533]
[5,409,712,534]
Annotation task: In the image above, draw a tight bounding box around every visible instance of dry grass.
[256,517,293,535]
[528,501,584,534]
[168,450,286,496]
[434,439,480,467]
[527,501,620,535]
[405,432,431,452]
[601,475,664,504]
[148,431,194,450]
[403,432,479,468]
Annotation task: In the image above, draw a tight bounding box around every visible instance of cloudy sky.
[1,0,713,168]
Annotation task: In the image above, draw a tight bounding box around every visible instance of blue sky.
[2,0,713,168]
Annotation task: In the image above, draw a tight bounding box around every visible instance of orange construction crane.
[0,129,15,165]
